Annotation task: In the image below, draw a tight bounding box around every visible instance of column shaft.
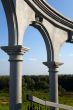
[49,68,58,103]
[49,68,58,110]
[43,61,63,110]
[9,55,23,110]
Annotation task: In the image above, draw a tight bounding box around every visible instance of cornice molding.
[25,0,73,31]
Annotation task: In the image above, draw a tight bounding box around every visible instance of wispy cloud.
[59,53,73,57]
[69,53,73,57]
[59,54,62,57]
[29,58,38,62]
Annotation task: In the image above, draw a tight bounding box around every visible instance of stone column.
[43,62,63,110]
[1,45,28,110]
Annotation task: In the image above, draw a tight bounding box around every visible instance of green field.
[0,90,73,110]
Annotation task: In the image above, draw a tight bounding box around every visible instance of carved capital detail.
[1,45,29,61]
[1,45,29,55]
[43,61,63,68]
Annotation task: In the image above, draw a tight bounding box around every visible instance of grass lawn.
[0,90,73,110]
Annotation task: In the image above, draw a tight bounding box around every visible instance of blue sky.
[0,0,73,75]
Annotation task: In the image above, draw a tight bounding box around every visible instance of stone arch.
[1,0,18,45]
[30,21,54,63]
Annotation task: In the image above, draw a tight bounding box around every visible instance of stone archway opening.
[23,26,48,76]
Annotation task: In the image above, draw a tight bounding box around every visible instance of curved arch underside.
[1,0,18,45]
[30,21,54,62]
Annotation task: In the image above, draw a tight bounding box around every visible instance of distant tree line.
[0,75,73,92]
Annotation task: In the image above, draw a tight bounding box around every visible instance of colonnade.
[1,0,73,110]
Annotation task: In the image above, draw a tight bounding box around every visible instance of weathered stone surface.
[13,0,35,44]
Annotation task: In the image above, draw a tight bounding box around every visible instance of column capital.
[1,45,29,55]
[43,61,63,68]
